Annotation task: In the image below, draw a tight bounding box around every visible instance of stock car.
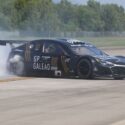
[0,38,125,79]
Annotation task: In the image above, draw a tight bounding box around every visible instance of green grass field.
[78,37,125,47]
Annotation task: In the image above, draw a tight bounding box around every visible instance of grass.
[78,36,125,47]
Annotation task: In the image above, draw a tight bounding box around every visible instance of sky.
[53,0,125,8]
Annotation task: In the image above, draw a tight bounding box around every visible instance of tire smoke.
[0,45,11,77]
[0,31,19,77]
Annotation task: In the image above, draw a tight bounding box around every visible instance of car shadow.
[25,75,124,80]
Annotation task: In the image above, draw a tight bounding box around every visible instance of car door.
[27,40,53,76]
[42,41,71,76]
[26,40,48,74]
[24,40,71,76]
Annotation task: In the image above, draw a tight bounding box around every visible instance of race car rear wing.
[0,40,29,46]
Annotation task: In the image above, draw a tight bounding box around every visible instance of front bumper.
[94,64,125,78]
[111,66,125,78]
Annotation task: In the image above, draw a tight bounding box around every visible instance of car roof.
[31,38,87,45]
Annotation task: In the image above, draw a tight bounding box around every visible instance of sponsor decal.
[33,63,51,70]
[33,56,51,70]
[51,66,58,70]
[34,56,40,63]
[32,56,59,71]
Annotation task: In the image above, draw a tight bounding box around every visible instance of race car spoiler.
[0,40,29,46]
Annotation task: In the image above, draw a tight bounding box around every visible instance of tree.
[0,0,125,32]
[77,5,104,31]
[0,0,15,30]
[56,0,79,31]
[102,4,125,31]
[11,0,61,33]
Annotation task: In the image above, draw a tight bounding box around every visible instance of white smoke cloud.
[0,45,11,77]
[0,31,19,77]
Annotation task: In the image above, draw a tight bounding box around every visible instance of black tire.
[8,55,25,76]
[77,58,93,79]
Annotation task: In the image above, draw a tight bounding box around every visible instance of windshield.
[71,44,107,56]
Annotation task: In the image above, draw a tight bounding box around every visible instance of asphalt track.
[0,48,125,125]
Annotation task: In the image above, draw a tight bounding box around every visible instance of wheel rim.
[79,61,90,75]
[78,60,91,78]
[14,61,24,75]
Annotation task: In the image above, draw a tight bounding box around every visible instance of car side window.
[43,42,55,54]
[29,42,42,52]
[43,42,65,55]
[29,42,43,52]
[34,43,42,51]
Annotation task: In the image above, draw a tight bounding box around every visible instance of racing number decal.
[25,43,31,62]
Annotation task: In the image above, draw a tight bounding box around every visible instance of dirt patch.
[0,77,31,83]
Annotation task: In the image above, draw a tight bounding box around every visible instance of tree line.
[0,0,125,32]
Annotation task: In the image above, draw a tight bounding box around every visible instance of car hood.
[94,55,125,65]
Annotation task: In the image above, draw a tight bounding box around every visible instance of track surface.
[0,49,125,125]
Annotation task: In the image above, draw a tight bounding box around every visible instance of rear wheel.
[77,58,93,79]
[8,55,25,76]
[13,60,25,76]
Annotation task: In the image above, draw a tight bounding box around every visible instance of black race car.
[0,38,125,79]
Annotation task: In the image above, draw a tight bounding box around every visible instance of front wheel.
[77,58,94,79]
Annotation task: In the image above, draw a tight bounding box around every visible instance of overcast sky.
[53,0,125,8]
